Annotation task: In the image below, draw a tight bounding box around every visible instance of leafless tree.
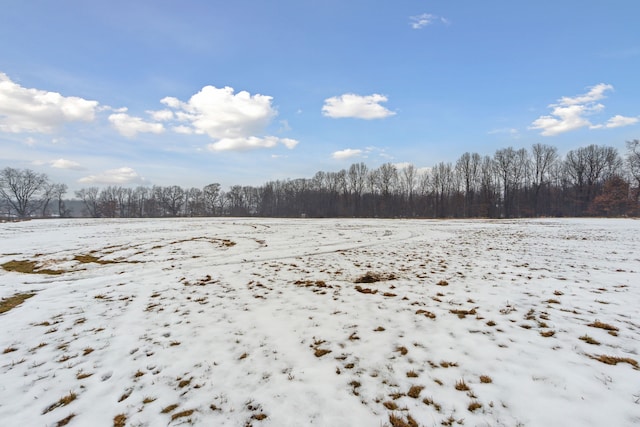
[0,167,49,218]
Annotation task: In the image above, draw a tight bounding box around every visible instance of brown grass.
[0,292,36,314]
[74,254,117,265]
[588,320,618,331]
[76,371,93,380]
[113,414,126,427]
[314,348,331,357]
[2,260,63,275]
[407,385,424,398]
[486,320,496,327]
[454,379,469,391]
[171,409,195,421]
[479,375,493,384]
[388,413,419,427]
[423,397,442,412]
[3,346,17,354]
[395,346,408,356]
[406,370,419,378]
[374,326,386,331]
[355,272,396,283]
[56,414,75,427]
[540,330,556,337]
[252,413,268,420]
[436,280,449,286]
[468,401,482,412]
[450,308,476,319]
[591,354,638,368]
[142,397,156,404]
[161,404,179,413]
[579,335,600,345]
[439,361,458,368]
[383,401,398,410]
[415,309,436,319]
[355,285,377,294]
[43,392,77,414]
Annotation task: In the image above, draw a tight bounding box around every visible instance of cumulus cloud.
[332,148,363,160]
[147,109,174,121]
[50,158,83,170]
[410,13,449,29]
[208,136,299,152]
[594,114,639,129]
[108,112,165,138]
[78,167,145,185]
[530,84,638,136]
[0,72,98,133]
[322,93,395,120]
[159,85,298,151]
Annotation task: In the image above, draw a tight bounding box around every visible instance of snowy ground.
[1,218,639,427]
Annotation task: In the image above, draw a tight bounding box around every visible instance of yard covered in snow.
[1,218,639,427]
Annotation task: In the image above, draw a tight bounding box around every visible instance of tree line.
[2,141,639,219]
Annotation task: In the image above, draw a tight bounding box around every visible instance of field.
[1,218,639,427]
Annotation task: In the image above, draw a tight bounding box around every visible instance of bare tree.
[531,143,558,216]
[75,187,101,217]
[0,167,49,218]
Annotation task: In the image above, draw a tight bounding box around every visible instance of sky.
[1,0,639,192]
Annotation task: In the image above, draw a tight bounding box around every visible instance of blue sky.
[1,0,639,191]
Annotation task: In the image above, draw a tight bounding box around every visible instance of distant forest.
[2,141,640,219]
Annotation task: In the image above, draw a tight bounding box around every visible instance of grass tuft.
[161,404,179,414]
[407,385,424,398]
[55,414,75,427]
[436,280,449,286]
[455,379,470,391]
[171,409,195,421]
[479,375,493,384]
[468,401,482,412]
[113,414,126,427]
[388,413,419,427]
[540,330,556,337]
[579,335,600,345]
[43,392,77,414]
[591,354,638,368]
[588,320,618,331]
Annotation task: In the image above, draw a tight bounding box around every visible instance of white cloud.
[488,127,519,136]
[78,167,145,185]
[108,112,165,138]
[332,148,363,160]
[50,158,83,170]
[410,13,450,29]
[161,86,276,139]
[598,114,639,129]
[322,93,395,120]
[529,83,637,136]
[147,109,174,121]
[158,85,296,151]
[0,72,98,133]
[207,136,299,152]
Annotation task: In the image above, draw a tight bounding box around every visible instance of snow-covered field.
[1,218,639,427]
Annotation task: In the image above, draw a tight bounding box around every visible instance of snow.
[1,218,639,427]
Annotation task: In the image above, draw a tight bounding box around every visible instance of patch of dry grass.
[407,385,424,398]
[161,404,179,414]
[171,409,195,421]
[74,254,116,265]
[468,401,482,412]
[55,414,75,427]
[415,309,436,319]
[454,379,469,391]
[314,348,331,357]
[0,292,36,314]
[422,397,442,411]
[2,260,63,275]
[406,370,419,378]
[43,392,77,414]
[591,354,638,368]
[540,330,556,337]
[588,320,618,332]
[436,280,449,286]
[479,375,493,384]
[579,335,600,345]
[113,414,126,427]
[355,272,396,283]
[388,413,419,427]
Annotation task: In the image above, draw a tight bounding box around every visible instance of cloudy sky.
[1,0,639,191]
